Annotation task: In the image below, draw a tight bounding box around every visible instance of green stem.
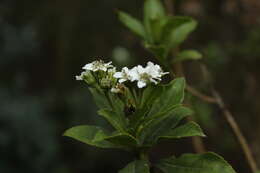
[105,91,115,110]
[131,88,138,106]
[139,150,149,161]
[138,88,143,107]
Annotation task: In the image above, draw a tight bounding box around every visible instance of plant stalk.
[212,90,259,173]
[200,63,259,173]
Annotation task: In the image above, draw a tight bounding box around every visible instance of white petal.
[100,66,107,71]
[147,61,154,67]
[128,68,139,81]
[82,63,93,70]
[122,67,129,73]
[150,78,158,84]
[113,72,123,78]
[136,65,146,74]
[119,78,127,83]
[137,81,146,88]
[105,61,112,66]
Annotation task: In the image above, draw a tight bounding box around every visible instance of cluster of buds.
[76,60,169,93]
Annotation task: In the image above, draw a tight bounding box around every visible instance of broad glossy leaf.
[141,85,162,108]
[174,50,203,63]
[104,132,138,147]
[160,78,186,107]
[98,109,127,132]
[159,122,206,140]
[63,125,120,148]
[119,160,150,173]
[162,16,197,50]
[118,11,146,39]
[157,152,236,173]
[138,106,193,145]
[149,78,185,116]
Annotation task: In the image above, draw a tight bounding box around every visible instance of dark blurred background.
[0,0,260,173]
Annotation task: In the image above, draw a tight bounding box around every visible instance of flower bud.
[82,71,96,86]
[100,77,112,89]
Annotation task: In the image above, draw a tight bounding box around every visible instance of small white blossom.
[77,60,168,89]
[129,62,169,88]
[145,61,169,79]
[82,60,113,72]
[114,67,132,83]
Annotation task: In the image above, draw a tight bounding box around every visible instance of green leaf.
[129,107,150,133]
[108,92,125,115]
[118,11,146,39]
[98,109,127,132]
[157,152,236,173]
[144,43,168,61]
[119,160,150,173]
[138,106,193,145]
[144,0,165,20]
[104,132,138,147]
[162,16,197,50]
[159,122,206,140]
[149,77,186,116]
[141,85,163,108]
[63,125,120,149]
[144,0,165,43]
[89,88,111,110]
[150,17,169,43]
[160,78,186,107]
[174,50,203,63]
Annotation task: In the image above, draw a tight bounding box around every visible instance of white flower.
[129,62,169,88]
[82,60,113,72]
[145,61,169,79]
[113,67,132,83]
[75,71,86,80]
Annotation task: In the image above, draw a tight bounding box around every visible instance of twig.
[186,85,217,103]
[212,90,258,173]
[200,63,259,173]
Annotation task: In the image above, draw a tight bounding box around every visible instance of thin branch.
[212,90,259,173]
[199,63,259,172]
[186,85,217,103]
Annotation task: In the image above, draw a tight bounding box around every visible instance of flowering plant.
[63,0,238,172]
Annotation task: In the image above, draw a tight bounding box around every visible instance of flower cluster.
[76,60,169,92]
[113,62,169,88]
